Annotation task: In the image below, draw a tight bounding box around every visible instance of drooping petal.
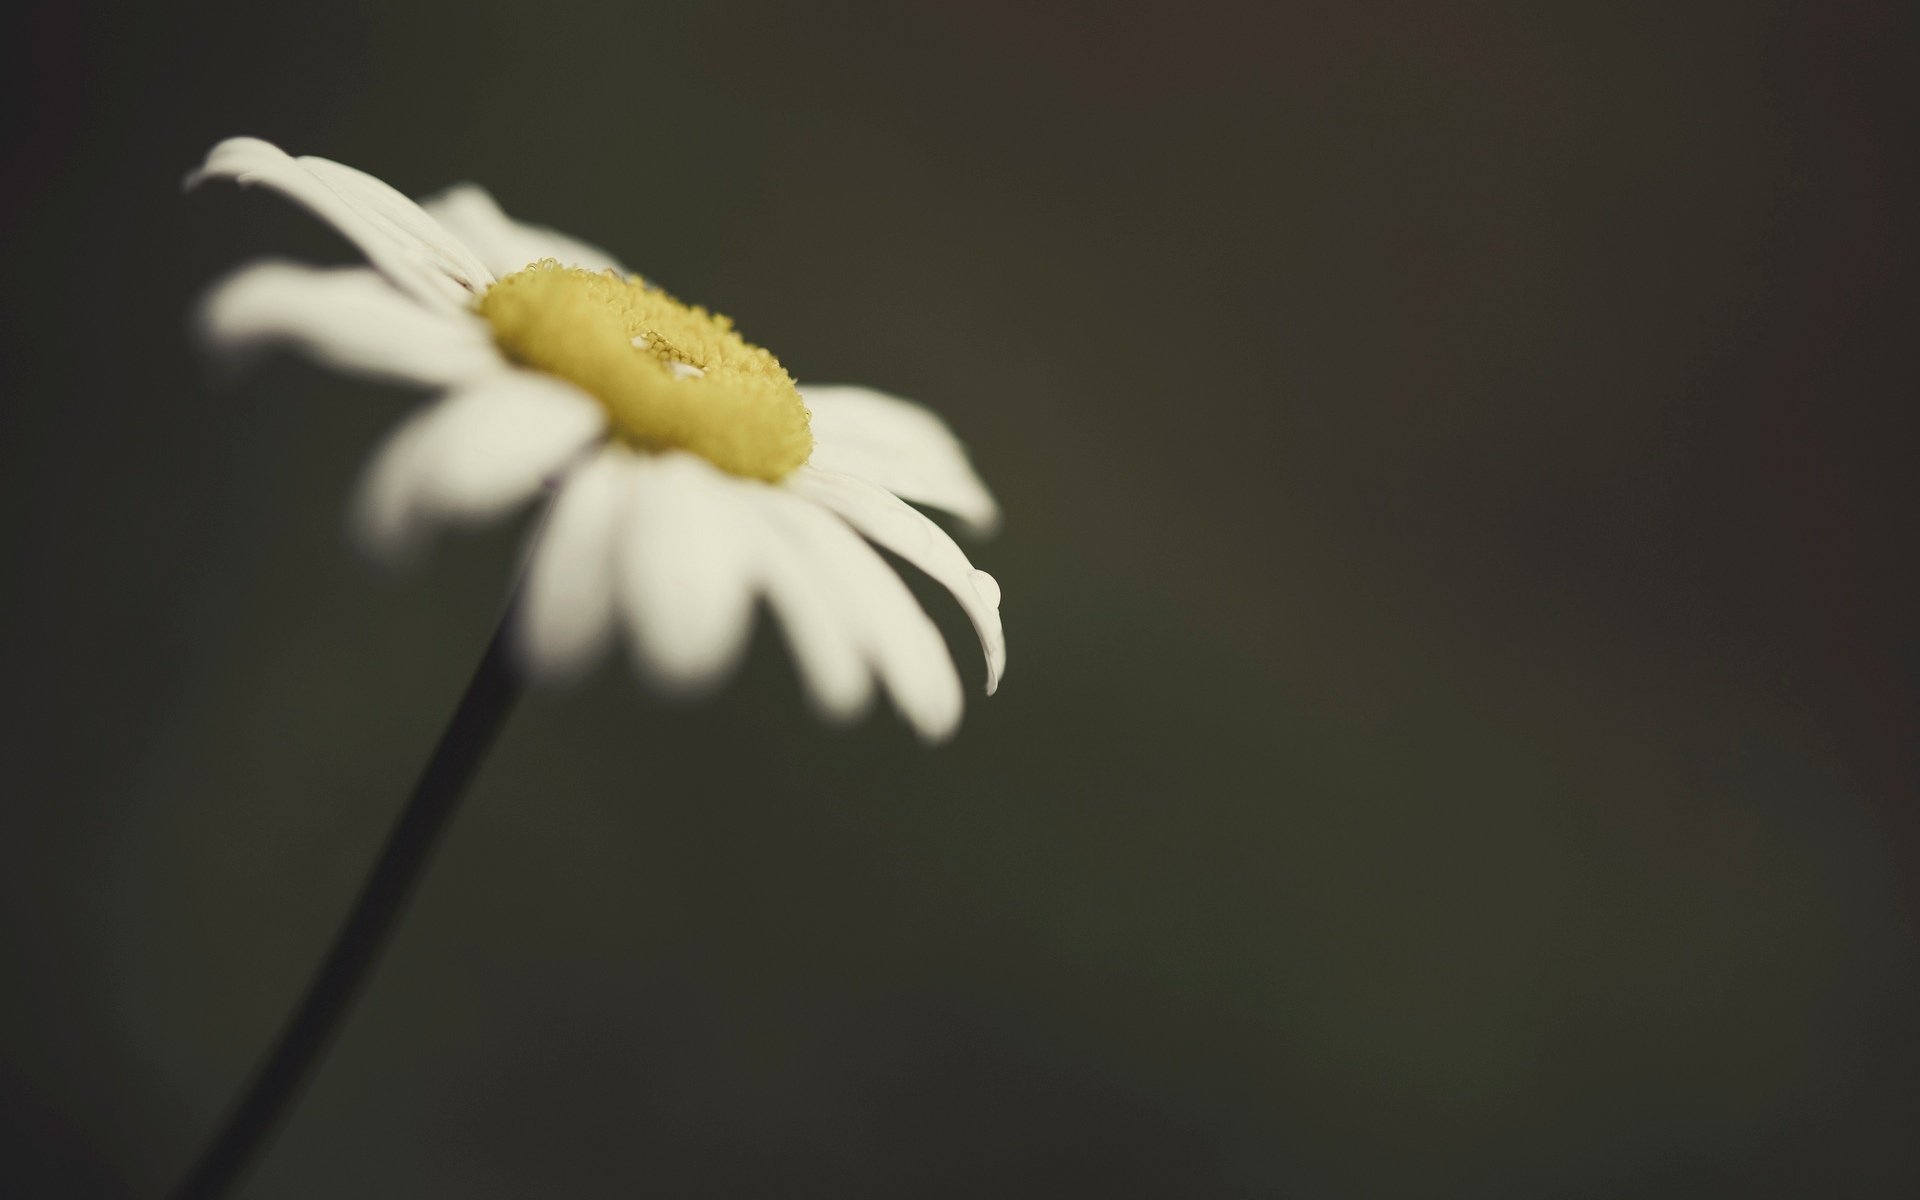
[801,385,1001,536]
[751,485,964,743]
[784,465,1005,695]
[351,372,605,562]
[423,183,629,278]
[199,261,502,389]
[613,452,758,695]
[186,137,492,312]
[515,448,629,682]
[711,480,875,724]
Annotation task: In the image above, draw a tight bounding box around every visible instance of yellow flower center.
[477,260,812,481]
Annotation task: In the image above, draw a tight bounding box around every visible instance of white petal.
[296,156,496,286]
[187,137,492,312]
[351,372,605,562]
[801,384,1001,536]
[726,485,875,725]
[422,183,629,277]
[514,449,628,683]
[752,486,964,743]
[199,261,501,389]
[613,453,758,695]
[785,465,1005,695]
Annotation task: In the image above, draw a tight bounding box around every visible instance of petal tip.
[347,514,426,573]
[959,495,1004,539]
[628,644,749,704]
[185,136,284,191]
[510,606,611,690]
[910,705,963,745]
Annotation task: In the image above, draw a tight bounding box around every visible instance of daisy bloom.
[189,137,1004,743]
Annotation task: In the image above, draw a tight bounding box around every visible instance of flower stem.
[169,608,524,1200]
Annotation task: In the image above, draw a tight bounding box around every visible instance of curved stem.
[169,609,524,1200]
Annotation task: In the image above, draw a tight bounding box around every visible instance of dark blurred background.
[3,0,1916,1195]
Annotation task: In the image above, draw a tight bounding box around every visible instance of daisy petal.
[296,156,495,287]
[515,449,628,683]
[614,453,758,695]
[187,137,492,312]
[730,486,875,724]
[423,183,629,277]
[352,372,605,562]
[199,261,501,389]
[801,385,1001,536]
[785,465,1005,695]
[756,487,964,743]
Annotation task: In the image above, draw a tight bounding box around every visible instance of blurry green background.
[3,0,1916,1195]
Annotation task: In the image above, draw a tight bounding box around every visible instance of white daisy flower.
[189,137,1003,743]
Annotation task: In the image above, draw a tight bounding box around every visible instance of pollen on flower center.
[477,260,812,481]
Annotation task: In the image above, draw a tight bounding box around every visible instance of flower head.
[190,138,1003,742]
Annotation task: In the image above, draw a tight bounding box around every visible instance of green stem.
[169,609,523,1200]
